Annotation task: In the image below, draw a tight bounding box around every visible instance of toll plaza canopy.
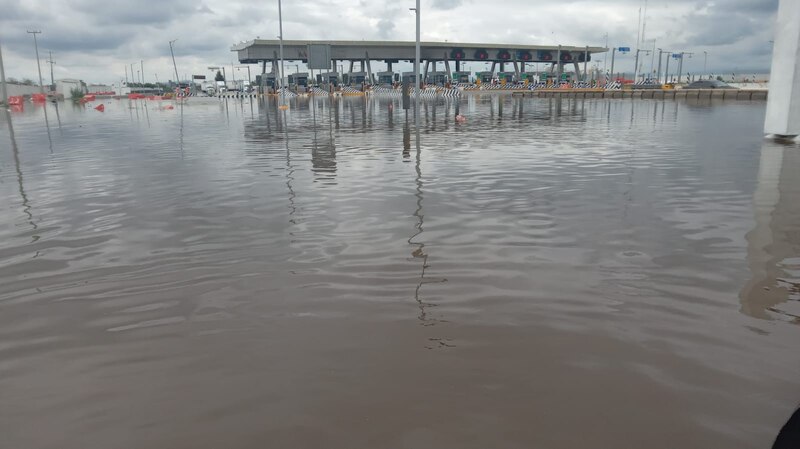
[232,39,607,65]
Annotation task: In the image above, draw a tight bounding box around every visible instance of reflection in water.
[42,102,53,153]
[407,129,446,326]
[740,141,800,323]
[4,109,38,239]
[1,97,798,449]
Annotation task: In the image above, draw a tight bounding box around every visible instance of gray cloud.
[432,0,465,10]
[0,0,782,83]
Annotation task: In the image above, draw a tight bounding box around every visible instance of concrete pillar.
[444,57,451,82]
[490,61,496,77]
[573,62,581,81]
[765,0,800,137]
[387,61,393,72]
[556,46,562,81]
[423,60,430,84]
[455,60,460,71]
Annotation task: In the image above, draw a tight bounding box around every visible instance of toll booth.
[428,71,449,85]
[452,71,471,83]
[288,72,309,87]
[477,71,493,83]
[316,72,339,86]
[343,71,368,85]
[519,73,536,82]
[497,72,515,83]
[377,71,398,85]
[256,74,277,88]
[402,72,420,85]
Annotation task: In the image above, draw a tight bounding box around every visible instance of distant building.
[56,79,87,99]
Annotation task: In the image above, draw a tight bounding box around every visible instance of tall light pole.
[169,39,180,84]
[676,52,693,84]
[140,60,144,85]
[411,0,420,131]
[603,32,608,75]
[27,30,44,94]
[0,35,7,105]
[131,63,136,85]
[703,51,708,78]
[278,0,286,107]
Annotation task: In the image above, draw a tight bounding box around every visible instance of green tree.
[215,70,224,82]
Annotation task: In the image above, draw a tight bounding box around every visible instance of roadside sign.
[618,47,631,52]
[672,53,683,59]
[307,44,332,70]
[539,73,548,82]
[561,73,568,80]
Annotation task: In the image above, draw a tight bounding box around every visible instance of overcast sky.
[0,0,779,84]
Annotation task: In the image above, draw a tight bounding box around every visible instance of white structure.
[765,0,800,137]
[55,79,85,99]
[87,84,113,94]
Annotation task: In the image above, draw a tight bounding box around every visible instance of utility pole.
[664,54,671,84]
[169,39,180,85]
[0,35,7,105]
[140,60,144,85]
[603,32,608,75]
[46,51,55,91]
[27,30,45,94]
[131,63,136,85]
[703,51,708,78]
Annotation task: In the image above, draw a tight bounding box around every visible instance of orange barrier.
[94,104,105,112]
[84,94,96,102]
[8,96,24,106]
[31,93,47,103]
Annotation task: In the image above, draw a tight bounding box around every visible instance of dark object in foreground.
[773,407,800,449]
[684,80,737,89]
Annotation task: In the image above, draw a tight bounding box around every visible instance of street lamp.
[410,0,420,131]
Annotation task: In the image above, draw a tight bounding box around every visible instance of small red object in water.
[31,93,47,103]
[164,105,174,110]
[83,94,96,102]
[94,104,105,112]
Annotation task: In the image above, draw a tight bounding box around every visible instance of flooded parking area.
[1,96,798,448]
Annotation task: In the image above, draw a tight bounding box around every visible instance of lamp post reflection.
[4,109,38,240]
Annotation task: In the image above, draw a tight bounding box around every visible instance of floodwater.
[1,96,798,449]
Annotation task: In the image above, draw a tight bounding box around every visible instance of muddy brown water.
[1,96,798,449]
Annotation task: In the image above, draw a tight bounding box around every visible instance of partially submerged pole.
[0,36,8,105]
[765,0,800,137]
